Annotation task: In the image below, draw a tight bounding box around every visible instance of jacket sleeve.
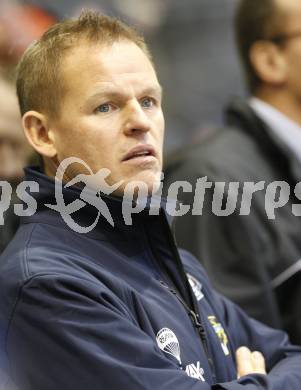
[3,273,237,390]
[7,274,207,390]
[7,273,297,390]
[209,285,301,390]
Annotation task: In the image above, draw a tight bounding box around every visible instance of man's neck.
[255,88,301,126]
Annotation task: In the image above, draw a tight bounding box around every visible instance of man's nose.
[123,101,151,136]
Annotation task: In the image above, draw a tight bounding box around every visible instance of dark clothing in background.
[0,203,19,255]
[164,99,301,345]
[1,167,301,389]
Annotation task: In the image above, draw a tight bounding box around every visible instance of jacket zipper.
[146,210,217,382]
[159,280,216,382]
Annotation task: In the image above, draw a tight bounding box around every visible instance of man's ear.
[249,41,288,86]
[22,111,57,158]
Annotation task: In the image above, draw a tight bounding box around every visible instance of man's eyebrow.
[86,89,123,103]
[141,85,163,98]
[86,84,163,102]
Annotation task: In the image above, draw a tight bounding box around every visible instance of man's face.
[49,40,164,195]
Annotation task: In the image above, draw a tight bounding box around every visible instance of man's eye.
[141,97,155,108]
[96,103,111,113]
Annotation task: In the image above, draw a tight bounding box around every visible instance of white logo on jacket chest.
[185,361,205,382]
[156,328,182,365]
[187,273,204,301]
[156,328,206,382]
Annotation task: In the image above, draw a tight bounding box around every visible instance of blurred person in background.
[0,1,56,68]
[164,0,301,345]
[0,2,53,254]
[0,77,27,182]
[0,76,31,254]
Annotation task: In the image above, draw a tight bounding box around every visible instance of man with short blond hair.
[0,10,301,390]
[16,12,151,120]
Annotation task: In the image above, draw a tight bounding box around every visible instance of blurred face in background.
[273,0,301,99]
[0,78,31,182]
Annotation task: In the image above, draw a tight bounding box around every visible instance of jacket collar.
[21,166,172,240]
[21,167,196,313]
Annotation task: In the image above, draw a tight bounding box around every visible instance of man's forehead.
[62,41,155,78]
[61,41,159,97]
[275,0,301,20]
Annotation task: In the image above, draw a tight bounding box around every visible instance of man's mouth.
[122,145,156,162]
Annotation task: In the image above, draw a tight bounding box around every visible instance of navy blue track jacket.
[0,167,301,389]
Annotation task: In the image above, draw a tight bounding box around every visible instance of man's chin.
[118,172,163,199]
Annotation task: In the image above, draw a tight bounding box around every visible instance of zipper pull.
[188,311,206,339]
[162,280,207,340]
